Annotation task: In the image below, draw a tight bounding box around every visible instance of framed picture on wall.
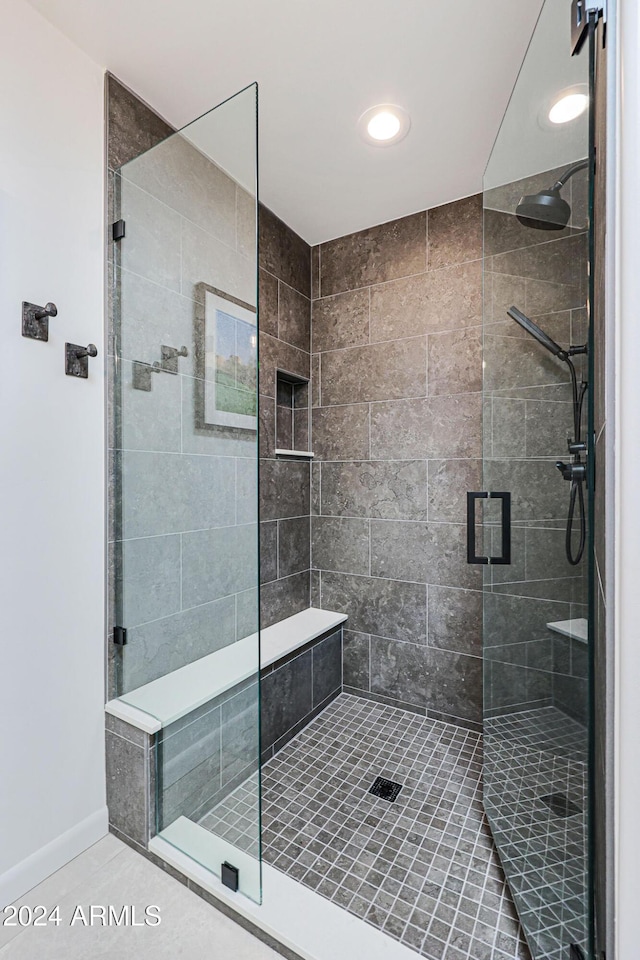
[194,282,257,431]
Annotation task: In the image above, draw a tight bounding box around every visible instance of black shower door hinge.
[113,626,127,646]
[112,219,126,242]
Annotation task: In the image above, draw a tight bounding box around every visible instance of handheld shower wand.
[507,306,588,565]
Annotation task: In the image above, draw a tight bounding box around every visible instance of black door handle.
[467,491,511,565]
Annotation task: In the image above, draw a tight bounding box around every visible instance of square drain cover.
[540,793,582,818]
[369,776,402,802]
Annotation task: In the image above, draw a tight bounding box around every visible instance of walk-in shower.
[104,0,600,957]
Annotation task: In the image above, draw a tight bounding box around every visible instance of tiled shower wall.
[482,167,589,723]
[310,199,485,729]
[107,76,258,698]
[258,209,313,627]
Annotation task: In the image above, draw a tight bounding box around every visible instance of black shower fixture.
[515,157,589,230]
[507,306,588,565]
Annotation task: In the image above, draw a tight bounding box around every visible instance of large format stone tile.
[320,337,427,405]
[483,329,571,394]
[119,451,236,538]
[320,572,427,643]
[320,460,427,521]
[424,648,482,724]
[259,458,310,521]
[259,205,310,297]
[118,534,181,627]
[428,459,482,523]
[181,217,255,308]
[312,288,370,352]
[106,730,148,845]
[259,268,278,338]
[311,404,369,461]
[278,516,310,578]
[118,360,182,453]
[258,332,310,398]
[261,651,313,750]
[119,179,182,292]
[319,212,427,296]
[370,520,480,590]
[369,260,482,342]
[312,631,342,706]
[161,703,221,790]
[484,592,571,647]
[311,516,370,575]
[107,75,173,170]
[260,571,309,628]
[427,327,482,395]
[220,683,259,787]
[124,131,237,248]
[260,521,278,584]
[427,584,482,656]
[278,282,311,352]
[369,637,427,706]
[484,458,567,522]
[490,233,587,287]
[525,398,574,458]
[428,194,482,269]
[342,630,371,691]
[370,394,482,460]
[181,524,256,608]
[122,595,236,690]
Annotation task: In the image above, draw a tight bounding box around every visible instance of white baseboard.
[0,806,109,909]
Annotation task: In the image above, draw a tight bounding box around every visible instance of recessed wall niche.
[276,370,310,453]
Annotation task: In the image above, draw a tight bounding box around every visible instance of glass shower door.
[112,84,261,900]
[481,1,593,957]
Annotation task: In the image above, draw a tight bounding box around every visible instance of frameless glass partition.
[481,1,593,957]
[112,84,261,900]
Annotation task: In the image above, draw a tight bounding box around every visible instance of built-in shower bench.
[105,606,347,734]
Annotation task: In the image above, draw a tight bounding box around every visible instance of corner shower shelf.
[546,617,588,644]
[105,607,347,734]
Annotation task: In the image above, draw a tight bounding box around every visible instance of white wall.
[615,1,640,957]
[0,0,106,906]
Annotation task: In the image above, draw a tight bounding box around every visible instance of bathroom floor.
[205,693,532,960]
[484,706,588,960]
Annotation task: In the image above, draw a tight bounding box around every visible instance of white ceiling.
[27,0,545,244]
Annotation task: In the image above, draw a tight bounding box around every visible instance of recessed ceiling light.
[358,104,411,146]
[548,89,589,124]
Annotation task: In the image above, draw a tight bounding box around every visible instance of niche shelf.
[275,369,313,458]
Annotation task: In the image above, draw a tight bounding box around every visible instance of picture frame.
[194,282,257,432]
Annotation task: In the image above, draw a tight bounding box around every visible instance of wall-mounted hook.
[159,344,189,375]
[132,361,161,391]
[22,301,57,341]
[65,342,98,379]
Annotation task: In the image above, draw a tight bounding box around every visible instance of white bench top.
[105,607,347,734]
[546,617,588,644]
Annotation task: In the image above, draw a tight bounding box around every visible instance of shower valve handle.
[556,461,586,482]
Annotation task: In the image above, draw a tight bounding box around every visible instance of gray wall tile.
[311,405,369,461]
[428,194,483,270]
[321,572,427,643]
[320,212,426,296]
[321,338,426,405]
[259,268,278,338]
[312,289,369,352]
[427,327,482,396]
[369,261,482,342]
[261,651,313,750]
[261,571,310,628]
[181,524,256,608]
[278,283,311,352]
[428,459,482,523]
[106,730,149,845]
[428,585,482,657]
[369,637,427,707]
[260,521,278,584]
[221,684,259,787]
[370,520,480,590]
[312,516,370,575]
[260,458,310,522]
[106,75,173,170]
[370,395,482,461]
[119,534,181,627]
[259,205,310,297]
[321,461,427,521]
[312,631,342,706]
[343,630,371,691]
[278,517,311,578]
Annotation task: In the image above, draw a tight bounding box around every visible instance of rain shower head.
[514,158,589,231]
[515,187,571,230]
[507,306,566,359]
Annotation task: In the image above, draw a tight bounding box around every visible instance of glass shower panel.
[113,85,261,901]
[482,1,592,957]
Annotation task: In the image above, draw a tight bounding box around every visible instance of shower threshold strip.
[150,832,418,960]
